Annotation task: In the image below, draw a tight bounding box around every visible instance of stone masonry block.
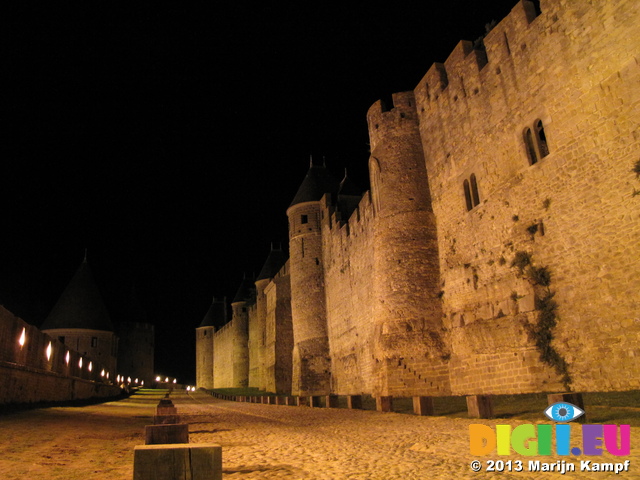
[133,443,222,480]
[466,395,493,419]
[376,396,393,412]
[145,424,190,445]
[413,396,435,416]
[154,415,181,425]
[347,395,362,409]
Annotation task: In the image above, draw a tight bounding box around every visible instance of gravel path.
[176,391,640,480]
[0,389,638,479]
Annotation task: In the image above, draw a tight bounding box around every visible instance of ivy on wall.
[512,251,571,389]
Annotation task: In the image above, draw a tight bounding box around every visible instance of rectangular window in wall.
[91,337,98,347]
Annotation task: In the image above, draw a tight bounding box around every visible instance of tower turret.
[250,246,287,390]
[195,296,225,389]
[367,92,450,396]
[286,160,340,395]
[230,275,254,388]
[41,256,118,375]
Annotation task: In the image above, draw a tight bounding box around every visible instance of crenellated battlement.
[367,92,420,152]
[414,0,540,129]
[198,0,640,397]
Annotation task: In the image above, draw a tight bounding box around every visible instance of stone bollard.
[326,395,338,408]
[466,395,493,419]
[146,397,189,444]
[376,396,393,412]
[413,396,435,416]
[347,395,362,409]
[134,443,222,480]
[145,424,189,445]
[285,396,297,406]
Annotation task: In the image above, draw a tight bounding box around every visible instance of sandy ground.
[0,390,638,479]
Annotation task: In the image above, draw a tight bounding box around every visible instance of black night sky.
[2,0,519,382]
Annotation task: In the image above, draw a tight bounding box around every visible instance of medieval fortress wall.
[197,0,640,397]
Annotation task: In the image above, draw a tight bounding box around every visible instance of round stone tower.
[230,276,254,388]
[195,296,225,389]
[286,160,339,396]
[367,92,448,396]
[41,256,118,376]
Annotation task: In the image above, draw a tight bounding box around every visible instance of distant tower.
[116,285,154,385]
[230,276,255,388]
[195,296,226,389]
[250,246,287,390]
[286,160,340,395]
[367,92,448,396]
[41,256,118,375]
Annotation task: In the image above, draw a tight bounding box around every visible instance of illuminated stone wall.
[0,306,120,405]
[196,0,639,397]
[412,0,640,393]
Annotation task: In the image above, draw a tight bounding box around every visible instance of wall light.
[46,342,52,361]
[65,351,70,365]
[88,361,93,372]
[18,328,26,347]
[79,357,83,368]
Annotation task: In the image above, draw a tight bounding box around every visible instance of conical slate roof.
[338,170,362,197]
[41,259,114,332]
[289,163,340,207]
[198,297,226,328]
[256,247,287,281]
[232,276,255,304]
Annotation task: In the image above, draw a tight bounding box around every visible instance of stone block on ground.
[154,414,181,425]
[133,443,222,480]
[145,424,190,445]
[413,396,434,416]
[347,395,362,409]
[376,396,393,412]
[326,395,338,408]
[466,395,493,419]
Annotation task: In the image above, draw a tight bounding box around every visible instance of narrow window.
[91,337,98,347]
[463,180,473,211]
[301,238,305,258]
[524,127,538,165]
[301,214,308,224]
[470,174,480,207]
[535,119,549,158]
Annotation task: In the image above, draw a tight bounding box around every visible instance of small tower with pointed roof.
[249,245,287,390]
[286,158,339,395]
[195,296,226,389]
[229,275,254,388]
[41,255,118,375]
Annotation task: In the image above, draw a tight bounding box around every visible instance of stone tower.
[230,276,254,388]
[40,256,118,376]
[116,286,154,385]
[249,246,287,390]
[287,160,340,395]
[367,92,449,396]
[195,296,225,389]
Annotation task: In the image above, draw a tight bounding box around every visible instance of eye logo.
[544,402,585,422]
